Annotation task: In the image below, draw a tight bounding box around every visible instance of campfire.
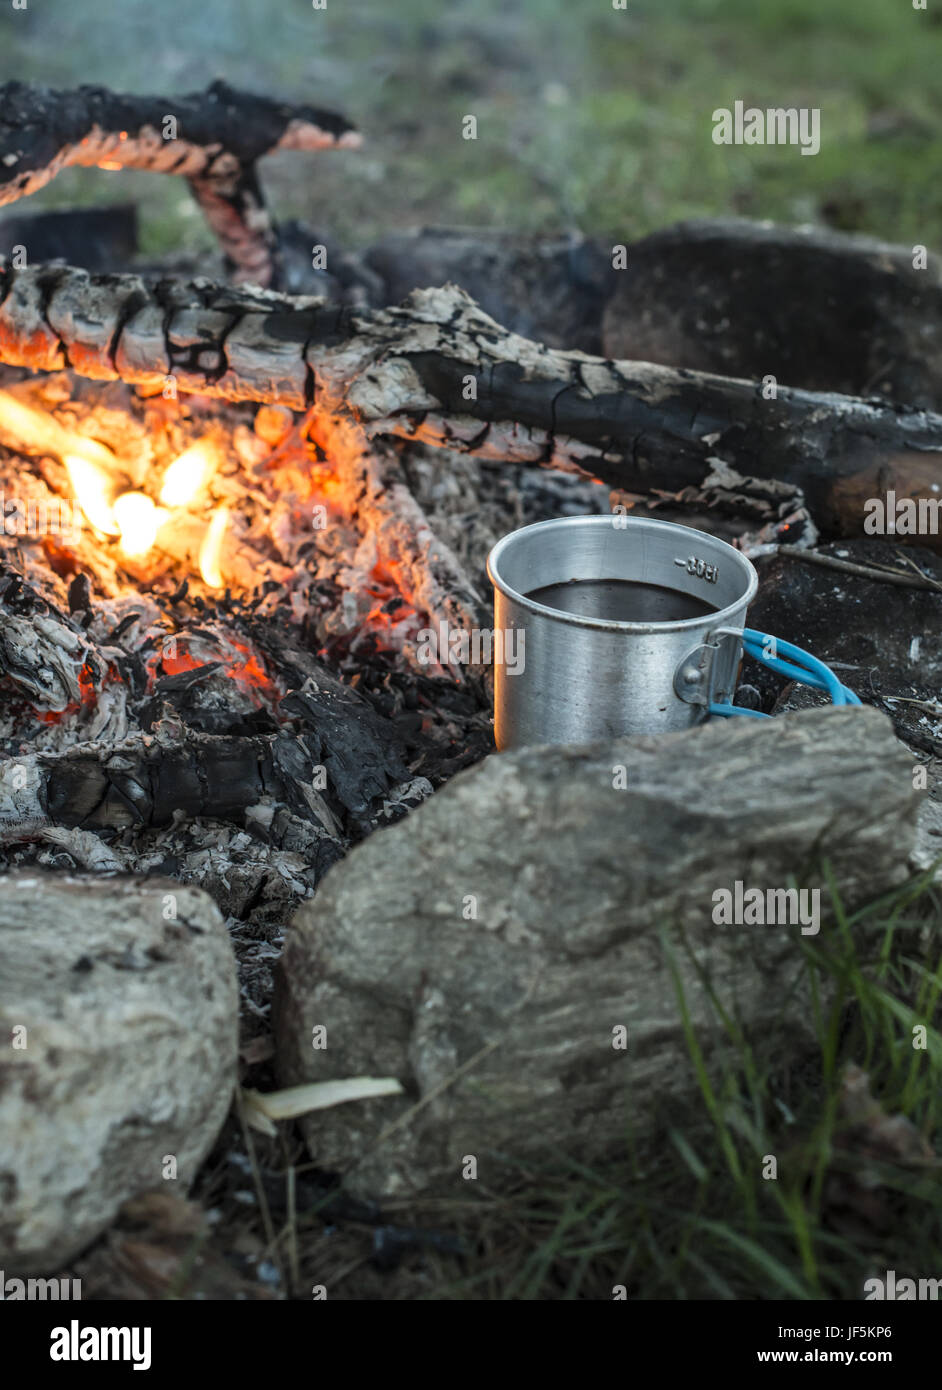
[0,362,494,817]
[1,81,940,997]
[1,72,940,1309]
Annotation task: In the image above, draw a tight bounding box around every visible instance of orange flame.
[113,491,163,556]
[199,505,229,588]
[0,390,116,471]
[159,442,218,508]
[64,454,120,536]
[147,635,279,708]
[0,391,243,590]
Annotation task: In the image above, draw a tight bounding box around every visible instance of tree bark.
[1,263,941,544]
[0,81,360,286]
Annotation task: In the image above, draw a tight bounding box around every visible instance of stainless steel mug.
[486,514,759,750]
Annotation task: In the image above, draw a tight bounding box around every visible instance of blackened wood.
[0,265,940,544]
[0,81,360,286]
[1,717,405,836]
[365,226,611,353]
[0,206,138,273]
[603,220,942,411]
[0,557,412,822]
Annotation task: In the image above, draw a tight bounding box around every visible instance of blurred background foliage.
[0,0,939,257]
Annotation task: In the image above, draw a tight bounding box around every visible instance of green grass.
[1,0,940,254]
[367,864,942,1301]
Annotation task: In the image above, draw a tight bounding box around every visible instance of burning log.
[0,81,360,287]
[305,414,488,638]
[1,263,940,545]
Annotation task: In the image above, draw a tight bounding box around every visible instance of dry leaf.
[242,1077,404,1136]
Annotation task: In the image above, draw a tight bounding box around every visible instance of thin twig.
[893,548,942,591]
[234,1086,284,1286]
[286,1165,300,1298]
[360,1035,504,1162]
[772,546,942,592]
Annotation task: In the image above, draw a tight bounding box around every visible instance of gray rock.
[0,873,238,1272]
[274,706,919,1200]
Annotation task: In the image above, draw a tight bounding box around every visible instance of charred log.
[602,220,942,411]
[0,264,941,544]
[0,81,360,287]
[0,559,421,827]
[0,706,409,843]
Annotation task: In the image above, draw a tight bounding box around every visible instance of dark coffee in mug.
[526,577,718,624]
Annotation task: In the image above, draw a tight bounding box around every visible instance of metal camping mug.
[486,515,760,750]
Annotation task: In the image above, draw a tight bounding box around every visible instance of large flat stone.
[274,706,919,1199]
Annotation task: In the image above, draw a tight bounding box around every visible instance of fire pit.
[0,73,939,1307]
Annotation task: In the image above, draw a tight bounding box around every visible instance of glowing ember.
[114,491,161,556]
[199,505,229,588]
[0,390,116,471]
[147,634,280,708]
[159,442,217,508]
[64,454,119,536]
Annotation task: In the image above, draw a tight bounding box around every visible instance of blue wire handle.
[709,628,862,719]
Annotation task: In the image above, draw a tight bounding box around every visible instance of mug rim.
[486,514,759,634]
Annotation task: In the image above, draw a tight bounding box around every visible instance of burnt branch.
[0,708,409,841]
[0,81,360,286]
[0,554,420,827]
[0,725,331,834]
[1,265,941,543]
